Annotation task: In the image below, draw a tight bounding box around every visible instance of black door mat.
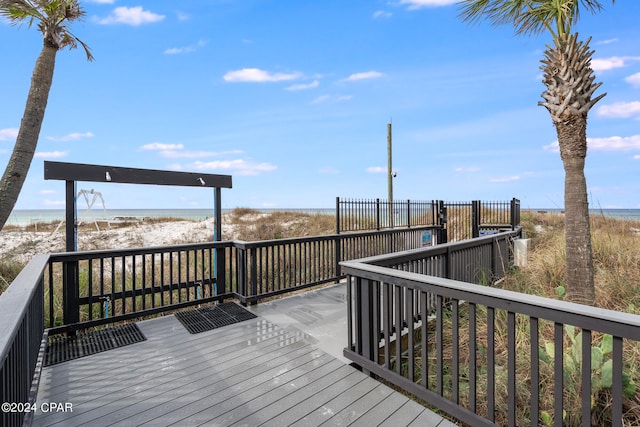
[44,323,146,366]
[175,302,257,334]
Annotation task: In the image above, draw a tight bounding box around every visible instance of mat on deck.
[174,302,257,334]
[44,323,146,366]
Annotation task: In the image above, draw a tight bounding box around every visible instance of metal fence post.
[437,200,448,244]
[376,198,381,231]
[336,197,341,234]
[472,200,481,238]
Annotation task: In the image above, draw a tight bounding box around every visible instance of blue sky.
[1,0,639,211]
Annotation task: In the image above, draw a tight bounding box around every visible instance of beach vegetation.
[0,0,93,231]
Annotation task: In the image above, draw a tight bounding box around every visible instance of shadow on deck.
[32,284,455,427]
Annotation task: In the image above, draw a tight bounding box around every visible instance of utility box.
[514,238,530,267]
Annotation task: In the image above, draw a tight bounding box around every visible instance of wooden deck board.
[32,306,455,427]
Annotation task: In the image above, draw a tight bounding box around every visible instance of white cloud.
[97,6,165,26]
[285,80,319,91]
[489,176,520,183]
[160,150,243,159]
[625,73,640,88]
[590,56,640,71]
[46,132,94,142]
[399,0,458,9]
[35,151,68,158]
[223,68,302,83]
[0,128,18,141]
[634,155,640,160]
[596,38,619,45]
[311,94,352,104]
[597,101,640,119]
[343,71,383,82]
[544,135,640,152]
[190,159,277,176]
[43,199,65,206]
[141,143,185,151]
[454,167,480,173]
[39,190,57,195]
[88,0,115,4]
[176,11,190,21]
[366,166,386,173]
[141,143,243,158]
[373,10,392,19]
[589,135,640,151]
[164,40,207,55]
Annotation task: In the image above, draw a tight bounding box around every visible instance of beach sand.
[0,214,242,264]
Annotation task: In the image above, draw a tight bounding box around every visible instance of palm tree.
[458,0,614,306]
[0,0,93,230]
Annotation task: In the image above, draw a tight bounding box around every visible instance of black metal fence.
[336,197,520,243]
[335,198,437,232]
[341,228,640,427]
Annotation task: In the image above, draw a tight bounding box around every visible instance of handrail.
[0,254,48,427]
[42,225,442,331]
[341,228,640,426]
[340,261,640,339]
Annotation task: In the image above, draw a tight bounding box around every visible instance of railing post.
[334,235,342,281]
[62,260,79,327]
[492,237,498,280]
[215,246,226,296]
[376,198,381,231]
[510,197,520,230]
[472,200,481,238]
[250,247,258,303]
[237,246,247,301]
[407,199,411,228]
[356,277,376,374]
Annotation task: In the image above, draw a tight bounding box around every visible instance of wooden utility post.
[387,122,393,228]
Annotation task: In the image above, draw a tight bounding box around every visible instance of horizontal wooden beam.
[44,161,232,188]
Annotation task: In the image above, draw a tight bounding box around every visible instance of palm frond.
[1,0,92,59]
[458,0,614,40]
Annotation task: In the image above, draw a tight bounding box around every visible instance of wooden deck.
[32,304,456,426]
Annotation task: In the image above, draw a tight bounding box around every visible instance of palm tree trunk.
[0,43,57,229]
[557,116,595,305]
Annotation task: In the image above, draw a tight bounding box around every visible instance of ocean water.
[528,209,640,221]
[5,208,336,227]
[5,207,640,227]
